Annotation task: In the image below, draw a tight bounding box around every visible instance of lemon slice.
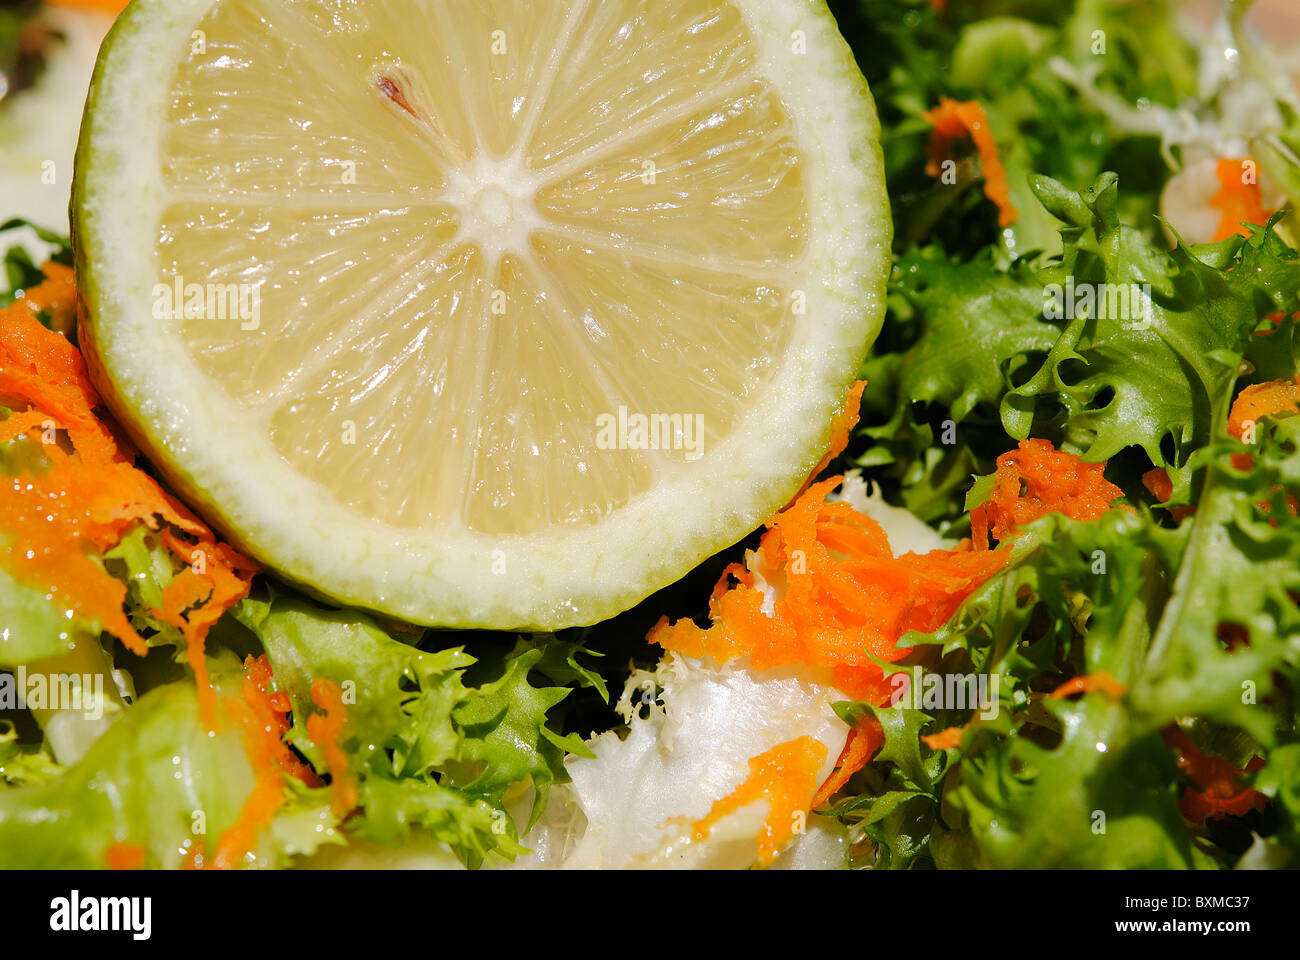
[73,0,891,629]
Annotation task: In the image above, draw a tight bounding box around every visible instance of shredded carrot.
[1049,670,1126,700]
[209,694,290,870]
[103,841,145,870]
[1227,376,1300,474]
[651,474,1010,703]
[1228,377,1300,442]
[812,716,883,808]
[0,265,256,730]
[920,725,966,752]
[800,380,867,496]
[308,677,358,818]
[1210,157,1273,243]
[1162,728,1268,824]
[154,535,258,730]
[180,839,206,870]
[970,439,1125,549]
[710,561,754,603]
[240,655,320,786]
[652,407,1110,707]
[923,98,1019,228]
[1141,467,1197,522]
[204,655,333,868]
[1178,787,1267,823]
[1141,467,1174,504]
[14,261,78,337]
[49,0,131,13]
[1256,311,1300,337]
[690,737,828,867]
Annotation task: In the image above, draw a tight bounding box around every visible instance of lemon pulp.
[157,0,807,536]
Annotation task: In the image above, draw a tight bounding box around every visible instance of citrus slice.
[73,0,891,630]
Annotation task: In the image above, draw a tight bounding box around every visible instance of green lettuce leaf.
[0,720,61,787]
[0,565,90,666]
[1132,417,1300,742]
[452,645,594,823]
[234,591,586,864]
[0,679,340,868]
[897,510,1199,868]
[1004,175,1300,497]
[352,775,526,869]
[855,248,1057,527]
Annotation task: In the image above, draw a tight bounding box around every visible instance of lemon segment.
[74,0,892,629]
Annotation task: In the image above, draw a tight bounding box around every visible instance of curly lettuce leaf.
[825,701,948,870]
[234,591,585,863]
[452,645,594,823]
[862,171,1300,528]
[831,429,1300,868]
[891,248,1060,422]
[955,695,1201,868]
[0,679,340,868]
[1252,743,1300,867]
[855,248,1058,527]
[1133,417,1300,742]
[883,511,1200,867]
[352,775,526,869]
[1004,175,1300,496]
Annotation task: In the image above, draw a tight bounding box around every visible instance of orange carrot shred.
[180,839,206,870]
[16,261,78,336]
[209,694,289,870]
[1227,377,1300,474]
[1210,157,1273,243]
[0,265,256,731]
[154,537,257,730]
[812,716,883,808]
[240,655,321,786]
[710,562,754,603]
[1049,670,1126,700]
[651,472,1010,703]
[204,655,331,868]
[1162,728,1268,824]
[1141,467,1174,504]
[920,725,967,752]
[103,841,146,870]
[1141,466,1197,522]
[923,98,1019,228]
[651,385,1028,704]
[690,737,828,866]
[1228,377,1300,442]
[970,439,1125,549]
[50,0,132,12]
[308,677,359,818]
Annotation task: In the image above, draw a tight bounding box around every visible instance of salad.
[1,0,1299,872]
